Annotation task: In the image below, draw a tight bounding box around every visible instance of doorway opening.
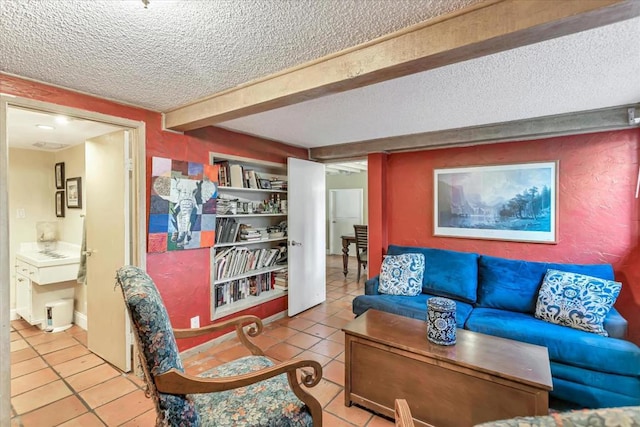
[325,160,368,280]
[326,160,368,253]
[1,95,147,419]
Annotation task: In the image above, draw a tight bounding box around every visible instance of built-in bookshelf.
[210,152,289,320]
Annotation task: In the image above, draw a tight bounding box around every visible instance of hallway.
[10,255,389,426]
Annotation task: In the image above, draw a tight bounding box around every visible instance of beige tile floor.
[10,255,393,426]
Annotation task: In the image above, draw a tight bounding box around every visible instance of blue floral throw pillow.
[379,253,425,296]
[535,269,621,336]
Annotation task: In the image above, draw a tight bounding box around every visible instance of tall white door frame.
[0,95,147,425]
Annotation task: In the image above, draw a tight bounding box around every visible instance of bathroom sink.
[38,251,69,259]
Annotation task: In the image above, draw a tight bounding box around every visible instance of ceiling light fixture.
[32,141,68,150]
[36,124,55,130]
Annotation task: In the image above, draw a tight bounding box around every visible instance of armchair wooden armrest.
[173,315,264,356]
[395,399,415,427]
[156,359,323,422]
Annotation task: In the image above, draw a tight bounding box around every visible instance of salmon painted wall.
[1,73,307,350]
[368,129,640,343]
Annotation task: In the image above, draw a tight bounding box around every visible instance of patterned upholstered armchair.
[116,266,323,426]
[474,406,640,426]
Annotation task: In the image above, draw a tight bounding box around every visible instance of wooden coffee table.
[343,310,552,427]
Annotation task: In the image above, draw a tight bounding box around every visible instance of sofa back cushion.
[477,255,615,313]
[387,245,478,303]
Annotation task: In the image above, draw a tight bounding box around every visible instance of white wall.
[325,171,368,250]
[55,144,86,245]
[54,143,86,315]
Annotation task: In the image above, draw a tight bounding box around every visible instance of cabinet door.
[15,273,31,322]
[287,158,326,316]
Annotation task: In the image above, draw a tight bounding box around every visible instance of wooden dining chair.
[116,265,323,426]
[395,399,415,427]
[353,224,368,282]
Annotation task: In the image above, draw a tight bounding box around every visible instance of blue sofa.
[352,245,640,409]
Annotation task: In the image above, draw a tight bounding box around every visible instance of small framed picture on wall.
[55,191,65,217]
[55,162,65,189]
[66,177,82,208]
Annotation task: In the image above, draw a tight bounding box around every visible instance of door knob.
[289,240,303,247]
[83,249,97,256]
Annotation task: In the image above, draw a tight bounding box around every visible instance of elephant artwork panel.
[148,156,218,252]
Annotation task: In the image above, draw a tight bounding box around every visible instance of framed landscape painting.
[434,162,557,243]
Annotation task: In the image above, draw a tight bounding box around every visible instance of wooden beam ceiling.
[310,104,640,161]
[164,0,640,132]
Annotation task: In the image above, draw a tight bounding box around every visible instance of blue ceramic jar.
[427,297,457,345]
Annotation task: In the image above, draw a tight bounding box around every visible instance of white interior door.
[288,158,326,316]
[85,130,131,372]
[329,189,363,255]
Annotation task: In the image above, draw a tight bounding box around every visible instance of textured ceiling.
[219,16,640,147]
[0,0,480,111]
[1,1,638,150]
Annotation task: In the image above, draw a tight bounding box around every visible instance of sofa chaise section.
[466,307,640,407]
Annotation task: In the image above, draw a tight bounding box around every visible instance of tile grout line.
[11,326,149,426]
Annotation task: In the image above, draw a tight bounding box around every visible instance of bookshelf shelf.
[212,289,287,320]
[214,237,287,248]
[214,265,287,285]
[218,186,287,194]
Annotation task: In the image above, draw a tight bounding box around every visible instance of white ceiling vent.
[32,141,69,150]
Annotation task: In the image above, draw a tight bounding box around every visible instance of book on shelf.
[213,271,274,308]
[216,196,238,215]
[215,161,230,187]
[215,218,241,243]
[269,179,287,190]
[229,164,244,188]
[247,170,259,189]
[214,246,285,281]
[239,224,262,241]
[273,268,288,290]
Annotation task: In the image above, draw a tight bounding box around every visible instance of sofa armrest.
[604,307,628,339]
[365,276,381,295]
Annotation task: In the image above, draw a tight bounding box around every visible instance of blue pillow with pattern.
[534,269,621,336]
[378,253,425,296]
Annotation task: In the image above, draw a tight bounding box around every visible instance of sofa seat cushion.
[551,361,640,399]
[352,293,473,327]
[387,245,479,303]
[465,308,640,377]
[192,355,312,426]
[551,378,640,409]
[477,255,614,314]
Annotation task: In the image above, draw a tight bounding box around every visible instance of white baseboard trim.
[9,309,18,321]
[74,311,87,330]
[180,310,287,359]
